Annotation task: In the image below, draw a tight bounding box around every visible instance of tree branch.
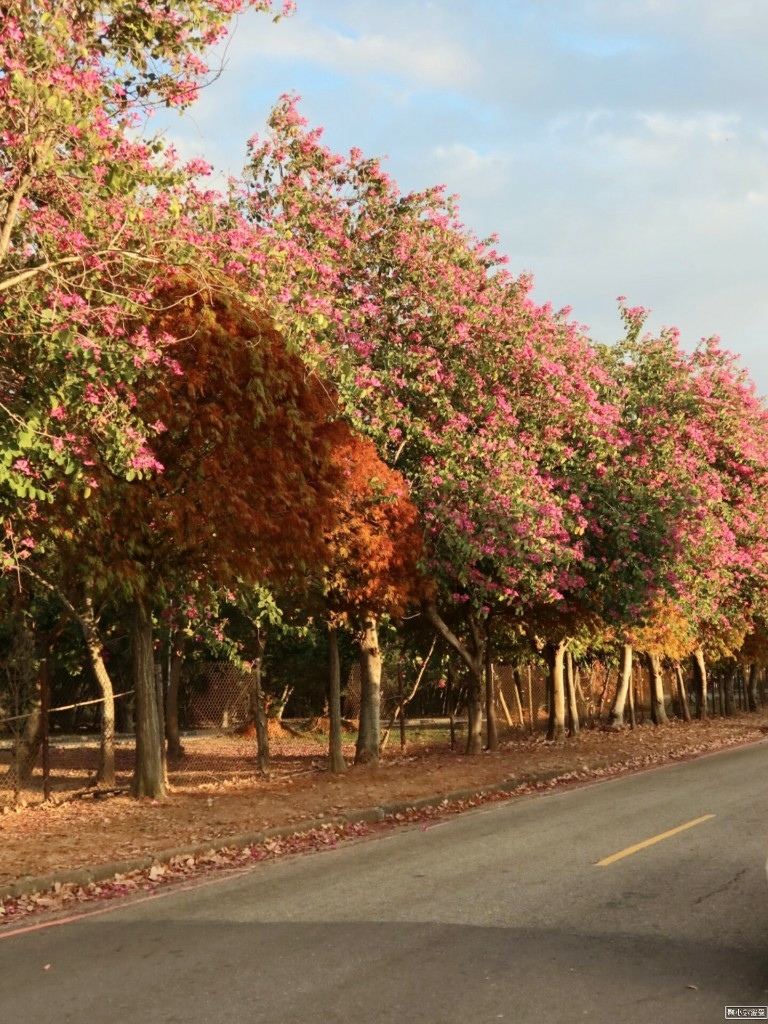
[0,248,163,294]
[424,602,476,674]
[0,169,34,269]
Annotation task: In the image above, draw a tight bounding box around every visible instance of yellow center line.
[595,814,716,867]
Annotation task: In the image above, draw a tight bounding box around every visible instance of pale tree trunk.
[328,625,346,775]
[248,629,270,777]
[80,594,116,787]
[465,665,483,754]
[646,653,669,725]
[485,624,499,752]
[165,630,186,759]
[692,648,708,721]
[546,641,567,741]
[511,668,525,727]
[397,665,406,749]
[673,661,692,722]
[271,685,293,722]
[462,613,484,755]
[574,664,591,726]
[608,644,633,728]
[355,609,382,765]
[565,649,580,737]
[595,664,612,723]
[747,663,761,713]
[425,604,484,754]
[130,598,167,799]
[380,636,437,752]
[16,570,116,783]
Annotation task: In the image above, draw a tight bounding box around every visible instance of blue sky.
[157,0,768,395]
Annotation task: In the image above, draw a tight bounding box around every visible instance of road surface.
[3,740,768,1023]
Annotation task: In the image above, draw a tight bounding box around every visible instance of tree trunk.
[527,664,534,733]
[130,598,167,800]
[40,647,51,801]
[595,664,612,723]
[511,668,525,727]
[692,648,708,721]
[546,641,567,741]
[723,663,737,718]
[447,662,457,750]
[485,628,499,752]
[574,664,590,727]
[80,594,116,787]
[628,665,637,730]
[646,653,669,725]
[7,699,42,796]
[380,636,436,753]
[636,665,646,723]
[565,649,580,737]
[465,662,483,755]
[424,604,484,754]
[270,684,293,722]
[355,609,382,765]
[249,630,270,777]
[608,644,633,729]
[398,664,406,749]
[165,630,186,759]
[673,661,692,722]
[747,663,761,713]
[328,626,346,775]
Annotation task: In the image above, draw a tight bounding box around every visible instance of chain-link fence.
[0,656,723,806]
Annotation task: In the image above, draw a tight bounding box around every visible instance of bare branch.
[0,248,164,294]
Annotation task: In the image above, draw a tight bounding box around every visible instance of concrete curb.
[3,732,760,905]
[0,773,565,902]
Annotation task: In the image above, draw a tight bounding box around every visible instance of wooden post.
[498,683,514,727]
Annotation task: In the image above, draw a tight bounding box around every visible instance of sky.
[157,0,768,396]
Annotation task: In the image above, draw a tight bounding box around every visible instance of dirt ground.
[2,714,766,908]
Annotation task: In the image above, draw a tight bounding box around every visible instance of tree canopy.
[5,13,768,795]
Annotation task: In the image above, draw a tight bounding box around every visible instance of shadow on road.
[3,917,767,1024]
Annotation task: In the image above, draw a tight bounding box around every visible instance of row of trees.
[3,0,768,800]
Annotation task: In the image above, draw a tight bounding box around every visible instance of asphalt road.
[3,741,768,1024]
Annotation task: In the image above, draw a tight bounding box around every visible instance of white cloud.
[224,5,471,90]
[157,0,768,395]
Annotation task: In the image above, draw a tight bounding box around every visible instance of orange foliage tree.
[627,598,699,725]
[322,427,425,768]
[54,284,344,797]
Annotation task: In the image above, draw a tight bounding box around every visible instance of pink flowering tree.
[237,98,632,751]
[678,338,768,704]
[0,0,290,523]
[596,305,768,724]
[1,0,294,797]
